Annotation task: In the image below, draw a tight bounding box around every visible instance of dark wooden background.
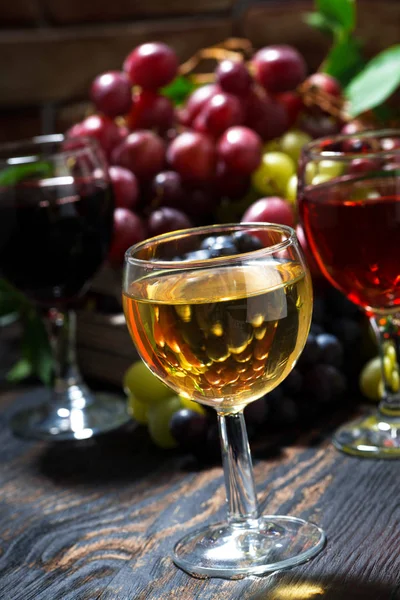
[1,382,400,599]
[1,0,400,143]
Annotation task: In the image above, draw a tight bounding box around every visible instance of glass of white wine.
[123,223,325,579]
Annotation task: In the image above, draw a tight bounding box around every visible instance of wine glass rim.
[0,133,100,164]
[303,128,400,161]
[125,222,297,269]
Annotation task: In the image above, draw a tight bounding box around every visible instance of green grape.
[263,139,281,153]
[359,357,383,401]
[147,395,182,448]
[384,343,397,369]
[180,396,206,415]
[285,174,298,203]
[280,129,311,163]
[318,160,343,178]
[252,151,296,196]
[128,393,148,424]
[383,355,393,382]
[391,369,400,393]
[123,360,172,405]
[312,174,333,186]
[305,161,317,184]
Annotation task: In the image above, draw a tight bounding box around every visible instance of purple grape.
[169,409,209,450]
[316,333,343,367]
[244,398,269,429]
[150,170,185,210]
[297,333,322,369]
[303,364,347,404]
[281,368,303,395]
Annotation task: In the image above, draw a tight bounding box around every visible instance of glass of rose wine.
[0,134,130,440]
[298,129,400,458]
[123,222,325,579]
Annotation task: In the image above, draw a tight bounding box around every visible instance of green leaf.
[322,35,365,87]
[161,75,197,106]
[303,12,336,36]
[345,45,400,117]
[316,0,356,32]
[0,161,53,187]
[7,359,33,383]
[22,310,53,386]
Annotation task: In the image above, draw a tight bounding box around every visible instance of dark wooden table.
[1,386,400,600]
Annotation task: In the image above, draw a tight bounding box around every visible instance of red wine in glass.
[0,134,129,441]
[0,178,113,306]
[300,177,400,313]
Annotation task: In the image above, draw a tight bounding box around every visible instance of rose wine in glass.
[298,129,400,457]
[0,135,130,440]
[123,223,325,579]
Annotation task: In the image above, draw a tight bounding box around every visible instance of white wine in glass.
[123,223,325,579]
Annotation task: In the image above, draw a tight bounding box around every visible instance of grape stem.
[370,314,400,416]
[218,411,260,526]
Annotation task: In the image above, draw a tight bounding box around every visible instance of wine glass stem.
[45,308,87,405]
[217,411,260,526]
[370,314,400,416]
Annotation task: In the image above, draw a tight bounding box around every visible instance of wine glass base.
[10,391,131,441]
[333,413,400,458]
[173,516,326,579]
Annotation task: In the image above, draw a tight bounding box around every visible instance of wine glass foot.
[10,389,131,441]
[173,516,326,579]
[333,413,400,458]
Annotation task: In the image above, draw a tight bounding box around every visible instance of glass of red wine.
[298,128,400,457]
[0,134,130,440]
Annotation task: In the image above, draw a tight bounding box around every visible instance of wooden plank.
[0,18,232,107]
[0,0,42,26]
[0,107,43,143]
[1,388,400,599]
[44,0,234,25]
[239,0,400,73]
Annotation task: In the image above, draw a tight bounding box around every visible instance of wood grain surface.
[0,386,400,600]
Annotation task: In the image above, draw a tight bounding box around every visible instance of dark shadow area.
[248,570,400,600]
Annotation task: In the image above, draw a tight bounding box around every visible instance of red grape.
[109,166,139,210]
[296,223,323,280]
[244,87,288,140]
[150,170,185,209]
[349,158,381,174]
[111,130,166,181]
[214,162,250,199]
[90,71,132,118]
[274,91,303,128]
[306,72,342,98]
[123,42,178,90]
[182,84,219,125]
[193,92,244,138]
[241,196,295,228]
[217,126,262,175]
[148,207,193,236]
[67,114,122,159]
[126,90,175,133]
[167,131,216,183]
[215,60,252,96]
[252,45,306,93]
[108,208,147,265]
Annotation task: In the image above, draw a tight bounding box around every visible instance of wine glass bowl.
[0,135,130,440]
[298,129,400,457]
[123,223,325,579]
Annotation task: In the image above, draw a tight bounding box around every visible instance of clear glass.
[298,128,400,458]
[123,223,325,579]
[0,134,130,440]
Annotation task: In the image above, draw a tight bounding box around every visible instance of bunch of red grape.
[66,40,349,266]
